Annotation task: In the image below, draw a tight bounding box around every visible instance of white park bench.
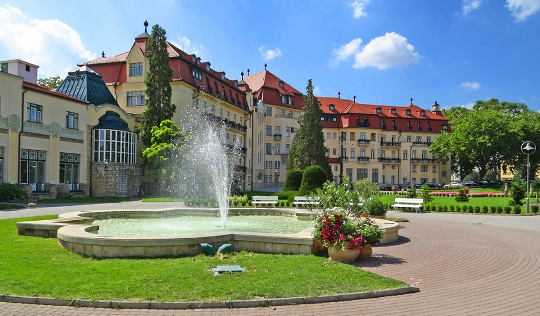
[251,196,279,207]
[292,196,320,208]
[391,198,424,212]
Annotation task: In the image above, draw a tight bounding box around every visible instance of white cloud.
[331,38,362,66]
[352,32,421,69]
[350,0,370,18]
[462,0,482,15]
[506,0,540,21]
[313,86,322,96]
[171,35,206,59]
[0,5,95,77]
[460,81,481,90]
[259,46,282,60]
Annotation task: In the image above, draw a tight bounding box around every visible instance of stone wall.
[91,163,143,197]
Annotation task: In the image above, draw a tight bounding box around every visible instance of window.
[433,166,437,172]
[391,150,396,159]
[416,136,422,143]
[274,161,280,169]
[372,169,379,183]
[380,150,386,158]
[422,150,428,159]
[357,168,368,180]
[286,127,291,137]
[370,149,375,158]
[192,69,202,81]
[266,125,272,136]
[421,165,428,172]
[442,124,448,130]
[275,144,280,154]
[407,136,411,142]
[66,112,78,129]
[371,133,376,141]
[412,166,417,172]
[27,103,42,123]
[427,136,432,143]
[350,148,355,158]
[442,171,447,177]
[420,110,425,116]
[127,91,145,106]
[376,107,382,114]
[275,126,281,135]
[360,149,366,157]
[20,149,46,192]
[265,143,271,155]
[280,110,285,117]
[406,109,411,115]
[93,129,137,163]
[60,153,80,191]
[0,62,7,73]
[360,132,366,140]
[285,144,290,154]
[412,150,417,159]
[266,107,272,117]
[403,150,408,160]
[334,165,338,171]
[333,132,337,139]
[332,148,337,155]
[129,62,143,76]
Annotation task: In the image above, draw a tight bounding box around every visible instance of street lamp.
[339,131,347,184]
[521,141,536,213]
[274,169,280,193]
[104,159,109,200]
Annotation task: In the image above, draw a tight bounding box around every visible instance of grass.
[0,215,407,302]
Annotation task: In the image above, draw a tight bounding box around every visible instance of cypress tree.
[139,24,176,147]
[286,79,332,179]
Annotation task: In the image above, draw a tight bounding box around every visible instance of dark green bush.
[455,205,461,212]
[299,165,327,194]
[482,206,488,213]
[455,189,469,202]
[490,206,497,214]
[513,205,521,214]
[431,205,437,212]
[450,205,455,212]
[282,169,304,191]
[278,191,298,202]
[467,206,474,213]
[406,187,417,198]
[497,206,503,214]
[437,205,443,212]
[532,205,539,213]
[504,206,512,214]
[0,184,29,201]
[474,206,480,213]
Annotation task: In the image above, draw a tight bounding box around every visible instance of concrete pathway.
[1,203,540,315]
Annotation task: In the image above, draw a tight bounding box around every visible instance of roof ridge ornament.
[144,20,148,33]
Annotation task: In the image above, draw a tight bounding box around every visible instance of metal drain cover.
[211,265,246,276]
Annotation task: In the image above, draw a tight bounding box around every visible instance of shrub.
[363,198,388,216]
[497,206,503,214]
[0,184,29,201]
[467,206,474,213]
[282,169,304,191]
[443,205,448,212]
[532,205,539,213]
[450,205,455,212]
[437,205,443,212]
[431,205,437,212]
[278,191,298,202]
[299,165,327,194]
[504,206,512,214]
[474,206,481,213]
[509,178,526,206]
[455,205,461,212]
[406,186,417,198]
[513,205,521,214]
[455,189,469,202]
[482,206,488,213]
[420,185,434,203]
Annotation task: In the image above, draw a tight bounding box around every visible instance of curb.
[0,285,419,310]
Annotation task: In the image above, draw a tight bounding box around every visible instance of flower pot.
[369,214,386,219]
[328,247,360,263]
[360,214,369,218]
[358,243,373,260]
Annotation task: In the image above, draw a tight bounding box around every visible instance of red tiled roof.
[317,97,450,133]
[23,81,89,104]
[243,70,303,110]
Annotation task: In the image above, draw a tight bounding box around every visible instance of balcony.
[339,156,348,162]
[412,141,432,147]
[380,141,401,148]
[377,157,401,164]
[273,134,282,141]
[357,157,370,163]
[357,139,370,146]
[411,158,438,163]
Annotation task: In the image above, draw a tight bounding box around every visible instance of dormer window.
[221,72,226,80]
[391,108,396,114]
[206,63,211,71]
[406,109,411,115]
[279,81,284,88]
[329,104,335,111]
[420,110,425,116]
[376,107,382,114]
[192,69,202,81]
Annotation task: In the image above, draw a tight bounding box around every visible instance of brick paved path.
[2,206,540,315]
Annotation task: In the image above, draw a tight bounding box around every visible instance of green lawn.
[0,216,407,302]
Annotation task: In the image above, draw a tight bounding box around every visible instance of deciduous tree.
[37,76,63,89]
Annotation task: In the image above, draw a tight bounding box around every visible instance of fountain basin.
[17,208,399,258]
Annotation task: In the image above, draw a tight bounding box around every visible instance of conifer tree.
[287,79,332,179]
[139,24,176,147]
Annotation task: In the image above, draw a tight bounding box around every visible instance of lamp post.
[521,141,536,213]
[274,169,280,193]
[339,131,347,184]
[104,159,109,200]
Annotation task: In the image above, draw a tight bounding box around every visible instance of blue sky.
[1,0,539,111]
